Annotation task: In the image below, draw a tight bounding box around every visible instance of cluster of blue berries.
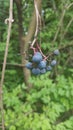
[25,49,59,75]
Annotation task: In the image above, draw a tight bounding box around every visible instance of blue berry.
[51,60,57,66]
[46,66,52,71]
[40,68,46,74]
[38,60,47,69]
[32,52,42,63]
[35,52,42,56]
[54,49,59,55]
[25,62,32,69]
[32,68,40,75]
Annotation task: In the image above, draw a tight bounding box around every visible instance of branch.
[1,0,14,90]
[0,63,24,68]
[31,0,41,47]
[67,2,73,10]
[1,41,73,69]
[63,17,73,38]
[51,0,58,16]
[46,41,73,58]
[53,9,66,43]
[59,40,73,50]
[22,0,42,89]
[23,0,42,52]
[53,2,73,43]
[0,0,13,130]
[55,109,73,125]
[14,0,42,89]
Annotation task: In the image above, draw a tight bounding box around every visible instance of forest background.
[0,0,73,130]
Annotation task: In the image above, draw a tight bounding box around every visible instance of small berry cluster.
[25,49,59,75]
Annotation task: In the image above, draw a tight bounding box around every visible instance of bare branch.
[53,9,66,43]
[0,63,24,68]
[46,40,73,58]
[67,2,73,10]
[63,17,73,38]
[51,0,58,16]
[53,2,73,43]
[1,41,73,69]
[31,0,40,47]
[0,0,13,130]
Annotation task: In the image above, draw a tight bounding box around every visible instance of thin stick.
[0,0,13,130]
[63,17,73,38]
[67,2,73,9]
[34,0,39,37]
[53,2,73,43]
[53,9,66,43]
[0,63,24,67]
[31,0,39,47]
[31,0,41,47]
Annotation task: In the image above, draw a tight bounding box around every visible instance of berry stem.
[30,46,36,54]
[31,0,41,47]
[36,43,47,59]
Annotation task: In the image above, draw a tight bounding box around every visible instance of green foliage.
[0,0,73,130]
[3,75,73,130]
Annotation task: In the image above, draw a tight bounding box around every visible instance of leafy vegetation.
[0,0,73,130]
[4,75,73,130]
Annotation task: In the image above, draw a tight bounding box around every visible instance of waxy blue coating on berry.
[40,68,46,74]
[54,49,59,55]
[38,60,47,69]
[51,60,57,66]
[32,68,40,75]
[35,52,42,56]
[47,66,52,71]
[25,62,32,69]
[32,52,43,63]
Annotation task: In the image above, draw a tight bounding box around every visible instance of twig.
[67,2,73,10]
[0,0,13,130]
[53,2,73,43]
[46,41,73,58]
[51,0,58,16]
[36,43,46,58]
[34,0,39,37]
[63,17,73,38]
[31,0,41,47]
[1,42,73,68]
[59,41,73,50]
[53,9,66,43]
[0,63,24,68]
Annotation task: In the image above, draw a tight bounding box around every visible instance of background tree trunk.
[14,0,42,90]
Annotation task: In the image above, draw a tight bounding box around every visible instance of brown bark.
[14,0,30,88]
[14,0,42,89]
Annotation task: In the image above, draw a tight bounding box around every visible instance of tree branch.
[53,2,73,43]
[53,9,66,43]
[55,109,73,125]
[63,17,73,38]
[14,0,42,89]
[0,42,73,70]
[0,63,24,68]
[0,0,13,130]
